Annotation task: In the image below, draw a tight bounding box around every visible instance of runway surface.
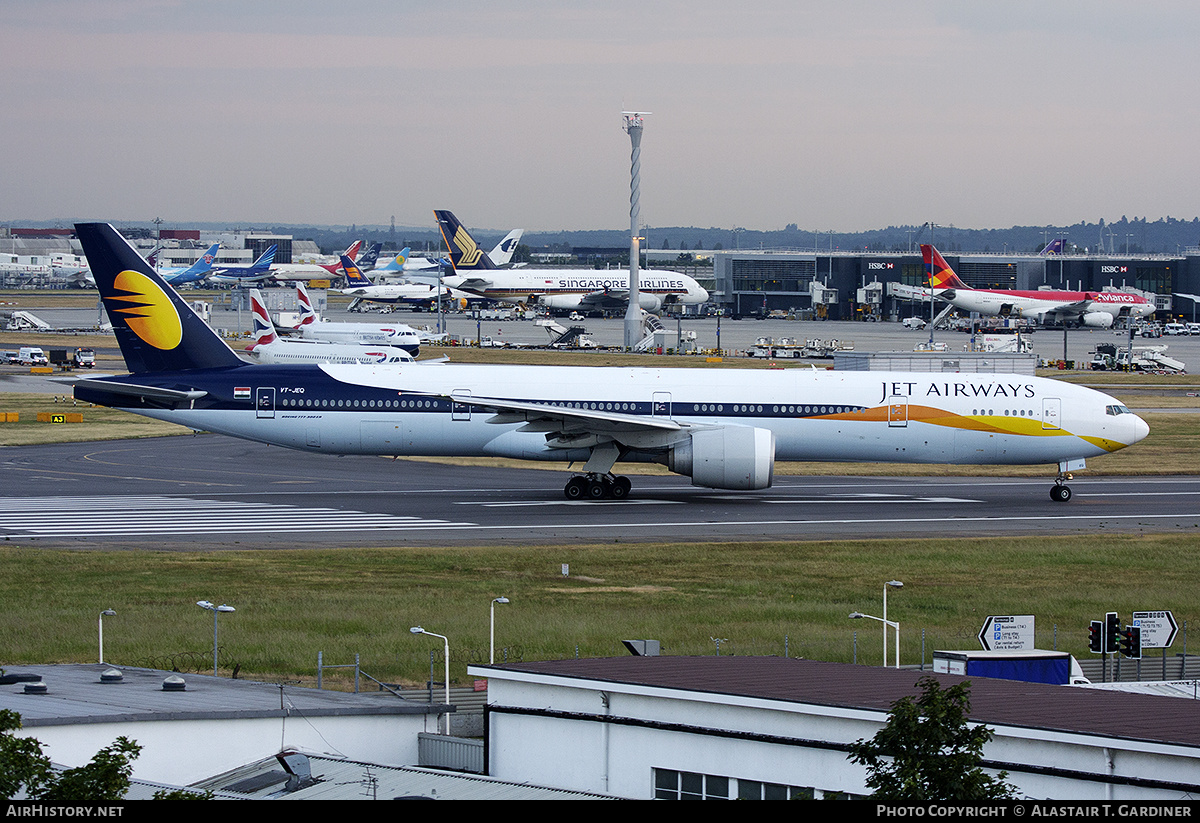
[2,435,1196,548]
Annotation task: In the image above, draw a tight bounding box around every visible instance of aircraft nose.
[1131,413,1150,444]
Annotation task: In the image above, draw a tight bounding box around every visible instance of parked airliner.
[72,222,1148,502]
[246,289,414,365]
[434,211,708,312]
[292,282,423,354]
[923,244,1156,328]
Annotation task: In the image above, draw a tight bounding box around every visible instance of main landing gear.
[564,473,632,501]
[1050,471,1074,503]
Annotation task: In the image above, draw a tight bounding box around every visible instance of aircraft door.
[1042,397,1061,430]
[451,389,472,422]
[887,395,908,427]
[652,391,672,418]
[256,387,275,419]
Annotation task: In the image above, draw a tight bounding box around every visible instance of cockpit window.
[1105,404,1133,416]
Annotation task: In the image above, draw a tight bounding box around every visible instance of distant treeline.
[284,215,1200,257]
[20,215,1200,256]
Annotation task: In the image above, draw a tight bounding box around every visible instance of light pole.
[98,609,115,664]
[850,612,900,668]
[411,626,451,734]
[490,597,510,664]
[197,600,235,676]
[883,580,903,669]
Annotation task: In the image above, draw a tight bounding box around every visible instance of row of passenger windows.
[274,397,865,416]
[974,409,1038,417]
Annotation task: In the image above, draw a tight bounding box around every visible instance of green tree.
[847,677,1017,801]
[1,708,198,800]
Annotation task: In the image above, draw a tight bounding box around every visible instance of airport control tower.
[623,112,647,350]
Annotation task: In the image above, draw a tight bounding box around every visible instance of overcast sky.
[4,1,1198,234]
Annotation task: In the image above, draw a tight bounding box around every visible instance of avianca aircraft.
[71,222,1149,502]
[922,244,1155,328]
[292,282,423,353]
[245,289,413,365]
[434,211,709,312]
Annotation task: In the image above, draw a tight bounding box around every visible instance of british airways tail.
[247,288,278,348]
[295,282,318,327]
[75,223,246,374]
[921,244,970,291]
[433,210,499,271]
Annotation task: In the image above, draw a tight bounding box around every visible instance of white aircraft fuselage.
[442,269,709,312]
[941,287,1155,328]
[82,363,1146,486]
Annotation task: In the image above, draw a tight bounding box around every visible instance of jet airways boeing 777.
[72,222,1148,503]
[434,211,708,312]
[923,244,1156,328]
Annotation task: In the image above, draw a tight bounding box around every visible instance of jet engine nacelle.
[537,294,584,311]
[637,293,664,312]
[667,426,775,490]
[1082,311,1115,328]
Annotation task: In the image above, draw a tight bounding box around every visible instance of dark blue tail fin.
[433,210,499,271]
[357,241,383,270]
[75,223,245,374]
[341,255,373,287]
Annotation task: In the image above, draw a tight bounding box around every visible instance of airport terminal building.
[709,248,1197,321]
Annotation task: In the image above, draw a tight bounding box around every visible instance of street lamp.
[98,609,116,664]
[850,612,900,668]
[196,600,235,676]
[411,626,451,734]
[490,597,510,664]
[883,580,903,668]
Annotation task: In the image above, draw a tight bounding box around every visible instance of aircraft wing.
[431,393,684,437]
[578,290,628,309]
[451,277,494,292]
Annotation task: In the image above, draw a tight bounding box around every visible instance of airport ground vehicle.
[17,347,48,365]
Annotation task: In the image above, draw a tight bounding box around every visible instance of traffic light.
[1120,625,1142,660]
[1105,612,1121,654]
[1088,621,1103,654]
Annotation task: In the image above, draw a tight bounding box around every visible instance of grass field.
[0,535,1194,689]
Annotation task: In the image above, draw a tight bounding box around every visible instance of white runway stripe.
[0,496,474,536]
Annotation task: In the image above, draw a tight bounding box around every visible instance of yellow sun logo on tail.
[108,270,183,350]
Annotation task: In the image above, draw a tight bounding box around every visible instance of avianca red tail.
[921,244,970,291]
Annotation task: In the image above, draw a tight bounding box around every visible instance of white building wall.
[24,713,426,786]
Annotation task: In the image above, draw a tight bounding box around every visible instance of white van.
[17,347,48,365]
[1164,322,1187,336]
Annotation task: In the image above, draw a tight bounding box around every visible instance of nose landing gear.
[1050,470,1074,503]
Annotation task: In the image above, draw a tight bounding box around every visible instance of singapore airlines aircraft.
[923,244,1156,328]
[245,289,414,365]
[72,222,1148,503]
[433,211,709,312]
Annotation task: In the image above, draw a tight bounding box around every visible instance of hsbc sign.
[867,262,895,270]
[1100,265,1128,274]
